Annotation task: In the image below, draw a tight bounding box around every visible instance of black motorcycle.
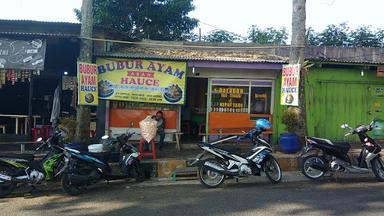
[0,130,68,198]
[61,132,144,195]
[300,120,384,181]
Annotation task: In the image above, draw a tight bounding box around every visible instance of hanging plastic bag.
[139,116,158,142]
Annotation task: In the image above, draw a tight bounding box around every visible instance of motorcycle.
[300,120,384,181]
[191,119,282,188]
[0,130,68,198]
[61,132,144,195]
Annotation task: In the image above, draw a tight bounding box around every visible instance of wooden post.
[28,75,34,136]
[15,117,18,135]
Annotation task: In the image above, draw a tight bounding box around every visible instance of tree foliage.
[203,30,241,43]
[248,25,288,45]
[318,23,349,46]
[75,0,198,41]
[306,23,384,47]
[349,26,381,47]
[306,27,320,46]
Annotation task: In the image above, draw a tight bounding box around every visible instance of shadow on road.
[2,177,384,216]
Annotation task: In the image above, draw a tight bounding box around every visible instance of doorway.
[181,77,208,142]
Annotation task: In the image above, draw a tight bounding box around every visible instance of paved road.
[1,177,384,216]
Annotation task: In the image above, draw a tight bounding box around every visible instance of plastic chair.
[138,137,156,159]
[31,128,43,142]
[42,125,52,139]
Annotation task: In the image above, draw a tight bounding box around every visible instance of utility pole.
[75,0,93,144]
[290,0,307,138]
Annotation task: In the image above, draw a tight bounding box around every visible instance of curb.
[130,171,377,188]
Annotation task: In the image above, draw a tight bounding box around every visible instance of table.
[0,114,41,135]
[0,141,36,153]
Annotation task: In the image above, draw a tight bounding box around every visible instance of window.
[250,87,272,114]
[210,79,274,114]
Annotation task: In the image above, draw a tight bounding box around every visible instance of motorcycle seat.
[219,146,241,154]
[0,153,34,161]
[311,137,351,152]
[83,151,111,163]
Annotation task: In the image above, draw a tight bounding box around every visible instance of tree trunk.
[290,0,307,139]
[75,0,93,144]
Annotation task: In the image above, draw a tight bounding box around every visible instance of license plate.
[0,173,11,181]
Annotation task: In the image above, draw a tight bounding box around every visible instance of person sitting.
[152,111,165,151]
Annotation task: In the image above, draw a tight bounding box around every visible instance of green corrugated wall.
[273,67,384,144]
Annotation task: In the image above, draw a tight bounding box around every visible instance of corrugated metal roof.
[96,42,384,65]
[0,31,78,37]
[96,47,288,63]
[0,19,80,25]
[0,19,125,38]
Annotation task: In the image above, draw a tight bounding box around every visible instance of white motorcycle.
[191,119,282,188]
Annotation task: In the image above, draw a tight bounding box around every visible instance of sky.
[0,0,384,37]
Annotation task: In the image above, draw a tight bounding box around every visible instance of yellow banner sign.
[77,62,98,106]
[97,58,186,104]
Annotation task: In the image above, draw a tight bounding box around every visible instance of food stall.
[95,44,286,143]
[97,58,187,141]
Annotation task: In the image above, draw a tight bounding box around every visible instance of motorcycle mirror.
[36,137,43,142]
[101,135,109,140]
[341,124,349,129]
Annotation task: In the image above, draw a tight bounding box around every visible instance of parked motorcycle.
[191,119,282,188]
[300,120,384,181]
[0,130,68,198]
[61,132,144,195]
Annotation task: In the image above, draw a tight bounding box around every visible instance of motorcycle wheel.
[371,157,384,181]
[198,158,225,188]
[301,155,326,180]
[61,174,86,196]
[263,156,282,184]
[0,166,16,198]
[130,162,145,183]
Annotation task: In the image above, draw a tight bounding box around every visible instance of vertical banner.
[77,62,98,106]
[281,64,300,106]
